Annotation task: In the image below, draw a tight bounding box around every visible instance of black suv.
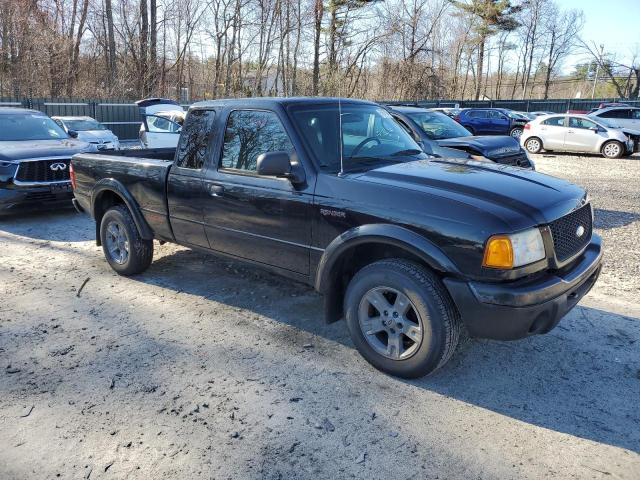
[0,108,93,214]
[71,98,602,378]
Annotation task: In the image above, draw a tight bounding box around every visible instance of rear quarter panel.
[72,153,173,239]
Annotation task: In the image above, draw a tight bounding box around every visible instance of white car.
[589,106,640,131]
[136,98,186,149]
[520,114,635,158]
[52,116,120,150]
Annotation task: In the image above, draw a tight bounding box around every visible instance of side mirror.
[68,130,79,138]
[257,151,305,185]
[589,126,599,133]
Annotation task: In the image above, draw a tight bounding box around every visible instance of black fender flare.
[314,223,461,293]
[91,178,154,244]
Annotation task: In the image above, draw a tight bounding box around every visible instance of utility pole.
[591,44,604,99]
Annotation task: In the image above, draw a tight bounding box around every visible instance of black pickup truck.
[71,98,602,378]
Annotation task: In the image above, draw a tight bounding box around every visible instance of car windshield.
[591,116,618,129]
[0,113,68,141]
[290,103,425,173]
[405,110,471,139]
[64,119,106,131]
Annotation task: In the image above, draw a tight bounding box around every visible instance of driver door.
[202,108,314,275]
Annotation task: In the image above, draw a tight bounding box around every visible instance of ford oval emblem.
[576,225,585,238]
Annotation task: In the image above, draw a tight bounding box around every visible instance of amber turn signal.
[483,235,514,269]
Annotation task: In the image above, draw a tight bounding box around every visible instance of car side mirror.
[68,130,79,138]
[257,151,305,185]
[589,127,599,133]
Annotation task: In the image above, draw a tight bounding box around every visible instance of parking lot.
[1,154,639,479]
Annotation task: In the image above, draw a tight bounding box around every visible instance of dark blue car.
[454,108,528,138]
[387,106,533,169]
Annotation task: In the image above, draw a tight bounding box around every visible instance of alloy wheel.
[105,220,130,264]
[603,142,621,158]
[357,286,424,360]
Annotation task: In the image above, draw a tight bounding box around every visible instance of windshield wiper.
[342,156,401,172]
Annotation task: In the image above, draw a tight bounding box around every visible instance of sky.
[560,0,640,72]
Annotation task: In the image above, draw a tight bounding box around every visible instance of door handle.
[207,183,224,197]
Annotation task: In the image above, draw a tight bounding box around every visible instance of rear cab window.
[175,109,216,170]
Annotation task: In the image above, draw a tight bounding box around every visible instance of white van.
[136,98,186,149]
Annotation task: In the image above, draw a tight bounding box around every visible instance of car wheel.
[525,137,543,154]
[601,140,624,159]
[510,127,524,138]
[100,205,154,275]
[344,259,461,378]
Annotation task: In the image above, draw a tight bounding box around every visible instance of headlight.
[483,228,545,269]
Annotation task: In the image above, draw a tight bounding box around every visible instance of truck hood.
[435,135,522,158]
[354,158,586,228]
[0,139,93,163]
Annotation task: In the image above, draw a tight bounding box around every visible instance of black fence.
[2,96,639,140]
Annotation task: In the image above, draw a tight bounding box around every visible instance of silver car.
[52,116,120,150]
[520,114,634,158]
[589,106,640,131]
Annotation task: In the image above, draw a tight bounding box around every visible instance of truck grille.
[14,159,71,183]
[549,204,593,261]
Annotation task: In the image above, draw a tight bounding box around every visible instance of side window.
[568,117,597,130]
[601,109,629,119]
[542,116,565,127]
[220,110,294,172]
[469,110,486,118]
[632,110,640,119]
[175,110,215,169]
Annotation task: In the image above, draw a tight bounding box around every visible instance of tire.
[524,137,543,154]
[344,259,461,378]
[100,205,153,276]
[510,127,524,139]
[601,140,624,159]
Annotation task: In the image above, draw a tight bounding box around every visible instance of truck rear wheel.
[100,205,153,276]
[344,259,461,378]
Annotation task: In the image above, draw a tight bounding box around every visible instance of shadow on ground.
[128,246,640,454]
[594,208,640,229]
[0,209,88,242]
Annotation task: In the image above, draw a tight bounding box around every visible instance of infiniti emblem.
[50,162,67,171]
[576,225,585,238]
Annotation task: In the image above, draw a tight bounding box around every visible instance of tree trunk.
[312,0,323,96]
[475,37,485,100]
[149,0,157,94]
[139,0,148,96]
[105,0,117,92]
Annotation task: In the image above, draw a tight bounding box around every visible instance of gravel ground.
[1,154,639,479]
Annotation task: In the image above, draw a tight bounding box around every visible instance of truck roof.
[190,97,376,110]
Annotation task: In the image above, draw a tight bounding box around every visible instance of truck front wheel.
[344,259,461,378]
[100,205,153,276]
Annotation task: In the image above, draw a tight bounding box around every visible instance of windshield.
[0,113,69,141]
[405,110,471,139]
[64,119,106,131]
[591,116,619,129]
[290,103,425,173]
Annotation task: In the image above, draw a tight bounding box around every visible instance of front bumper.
[0,184,74,215]
[444,234,603,340]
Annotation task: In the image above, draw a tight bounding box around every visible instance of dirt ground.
[1,153,639,479]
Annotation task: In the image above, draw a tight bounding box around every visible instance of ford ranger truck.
[71,98,603,378]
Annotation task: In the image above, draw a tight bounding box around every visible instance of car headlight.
[483,227,546,269]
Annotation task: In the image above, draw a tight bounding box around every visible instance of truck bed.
[71,148,175,241]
